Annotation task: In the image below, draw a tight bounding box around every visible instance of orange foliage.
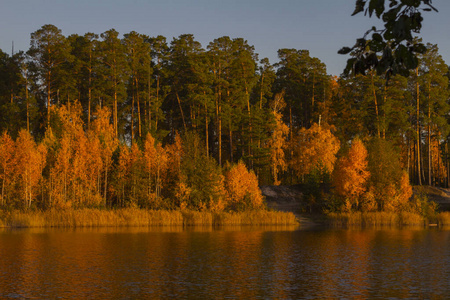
[84,134,103,206]
[224,161,264,211]
[431,138,447,185]
[0,132,15,206]
[91,106,118,205]
[15,130,47,208]
[291,123,340,179]
[117,145,131,204]
[143,133,157,201]
[143,133,168,207]
[384,172,413,212]
[333,139,370,211]
[51,134,72,206]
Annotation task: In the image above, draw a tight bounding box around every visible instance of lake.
[0,226,448,299]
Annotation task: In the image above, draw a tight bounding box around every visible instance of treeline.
[0,103,265,210]
[0,25,449,212]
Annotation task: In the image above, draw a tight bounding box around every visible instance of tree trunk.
[131,81,135,141]
[416,68,422,185]
[428,105,432,186]
[47,70,51,126]
[104,166,108,207]
[25,71,30,132]
[136,77,142,138]
[205,92,209,158]
[229,128,233,163]
[1,178,4,206]
[176,92,187,131]
[371,71,380,138]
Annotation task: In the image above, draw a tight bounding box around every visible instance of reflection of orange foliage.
[291,123,340,178]
[333,139,369,210]
[225,161,263,210]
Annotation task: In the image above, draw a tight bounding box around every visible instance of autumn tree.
[290,123,340,182]
[14,129,47,208]
[0,132,15,206]
[224,161,264,211]
[91,106,118,206]
[333,138,370,211]
[179,132,225,210]
[367,137,409,211]
[266,92,289,185]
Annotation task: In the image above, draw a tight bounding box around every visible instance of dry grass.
[436,212,450,226]
[0,208,298,228]
[327,211,427,227]
[213,210,298,226]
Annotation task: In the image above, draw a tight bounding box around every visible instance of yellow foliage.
[384,172,413,212]
[15,130,47,208]
[291,123,340,179]
[268,111,289,185]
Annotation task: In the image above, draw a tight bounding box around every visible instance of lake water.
[0,226,448,299]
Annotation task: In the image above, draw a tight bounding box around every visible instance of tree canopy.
[340,0,437,79]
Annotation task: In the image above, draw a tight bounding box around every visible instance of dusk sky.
[1,0,449,76]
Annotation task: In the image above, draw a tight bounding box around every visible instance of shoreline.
[0,208,298,228]
[2,208,449,229]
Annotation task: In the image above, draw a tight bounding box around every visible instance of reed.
[327,211,426,227]
[182,210,214,226]
[0,208,297,228]
[436,212,450,226]
[214,210,298,226]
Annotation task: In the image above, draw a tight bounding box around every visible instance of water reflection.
[0,227,448,298]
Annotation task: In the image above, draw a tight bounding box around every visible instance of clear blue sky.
[1,0,449,76]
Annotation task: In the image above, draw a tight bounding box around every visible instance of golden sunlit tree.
[15,129,47,208]
[384,171,413,212]
[268,111,289,185]
[52,134,72,207]
[224,161,264,211]
[333,138,370,211]
[91,106,118,207]
[0,132,15,206]
[290,123,340,181]
[84,133,103,207]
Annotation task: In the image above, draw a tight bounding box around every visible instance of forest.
[0,24,449,215]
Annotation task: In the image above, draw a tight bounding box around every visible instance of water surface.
[0,226,448,299]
